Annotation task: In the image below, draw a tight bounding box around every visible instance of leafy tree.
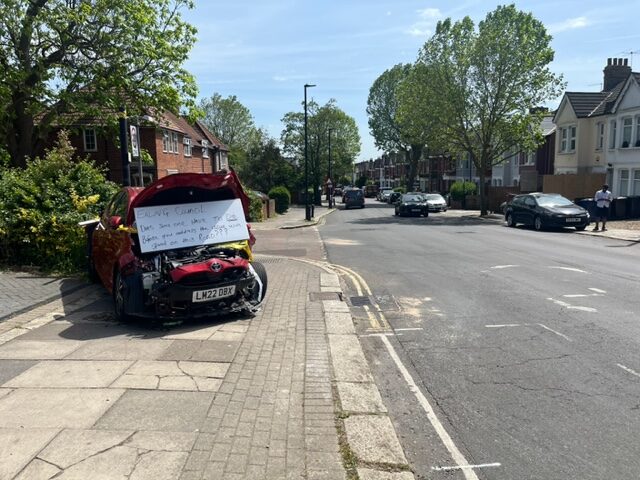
[367,64,428,192]
[281,99,360,204]
[415,4,564,214]
[0,0,198,168]
[198,93,257,155]
[239,129,294,193]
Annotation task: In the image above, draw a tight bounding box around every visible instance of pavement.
[0,203,638,480]
[0,203,412,480]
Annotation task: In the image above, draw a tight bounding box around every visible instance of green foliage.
[198,93,256,149]
[0,131,118,272]
[246,190,264,223]
[239,131,295,193]
[450,181,476,201]
[268,186,291,214]
[355,176,367,188]
[0,0,198,167]
[393,186,406,193]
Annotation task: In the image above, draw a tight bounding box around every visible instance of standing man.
[593,184,613,232]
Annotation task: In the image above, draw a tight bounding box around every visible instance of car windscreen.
[402,195,422,202]
[346,190,362,198]
[535,195,574,207]
[424,194,444,201]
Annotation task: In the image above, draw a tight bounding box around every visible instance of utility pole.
[328,128,334,208]
[118,106,130,186]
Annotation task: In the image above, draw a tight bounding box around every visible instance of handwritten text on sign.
[134,199,249,253]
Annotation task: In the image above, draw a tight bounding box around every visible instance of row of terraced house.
[356,57,640,200]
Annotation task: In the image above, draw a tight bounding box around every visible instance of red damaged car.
[85,171,267,321]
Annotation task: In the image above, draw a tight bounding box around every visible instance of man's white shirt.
[595,190,612,208]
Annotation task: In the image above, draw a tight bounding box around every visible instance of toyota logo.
[211,262,222,272]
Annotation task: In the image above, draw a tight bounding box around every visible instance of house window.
[559,126,576,153]
[622,117,632,148]
[183,137,192,157]
[83,128,97,152]
[609,120,617,149]
[619,169,629,196]
[171,132,179,153]
[635,117,640,148]
[162,130,169,152]
[633,170,640,196]
[202,140,209,158]
[596,122,604,150]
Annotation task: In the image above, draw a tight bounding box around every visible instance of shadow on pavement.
[345,213,502,227]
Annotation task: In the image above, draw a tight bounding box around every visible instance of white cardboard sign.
[134,199,249,253]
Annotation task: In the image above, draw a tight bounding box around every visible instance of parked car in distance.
[377,189,393,201]
[394,193,429,217]
[344,188,365,209]
[422,193,448,212]
[388,191,402,204]
[85,171,268,321]
[364,185,379,198]
[505,193,590,231]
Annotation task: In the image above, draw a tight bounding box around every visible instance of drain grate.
[309,292,343,301]
[349,296,371,306]
[254,257,284,264]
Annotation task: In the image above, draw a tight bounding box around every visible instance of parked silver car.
[422,193,448,212]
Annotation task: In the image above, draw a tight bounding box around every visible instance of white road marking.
[562,294,588,298]
[378,334,480,480]
[548,266,588,274]
[617,364,640,379]
[395,328,424,331]
[433,463,502,472]
[490,265,519,269]
[547,298,597,313]
[589,288,607,294]
[485,324,522,328]
[538,323,572,342]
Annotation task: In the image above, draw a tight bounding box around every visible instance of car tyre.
[506,213,516,227]
[533,216,544,231]
[113,269,132,322]
[251,261,268,302]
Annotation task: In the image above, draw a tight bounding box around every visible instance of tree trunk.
[478,155,488,216]
[7,93,38,168]
[404,145,423,192]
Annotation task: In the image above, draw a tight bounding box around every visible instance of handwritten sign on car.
[134,199,249,253]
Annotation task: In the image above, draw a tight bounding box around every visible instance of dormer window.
[559,125,576,153]
[183,137,192,157]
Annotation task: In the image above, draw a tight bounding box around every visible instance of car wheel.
[250,261,268,302]
[361,205,365,209]
[506,213,516,227]
[113,269,131,322]
[533,216,544,231]
[575,225,587,231]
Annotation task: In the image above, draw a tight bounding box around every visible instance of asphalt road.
[319,200,640,480]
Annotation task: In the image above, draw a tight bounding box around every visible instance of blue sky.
[183,1,640,161]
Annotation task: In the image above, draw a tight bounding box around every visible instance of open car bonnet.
[126,171,250,225]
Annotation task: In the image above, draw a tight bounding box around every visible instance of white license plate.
[566,217,581,223]
[192,285,236,303]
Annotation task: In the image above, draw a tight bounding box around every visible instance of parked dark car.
[377,189,393,201]
[422,193,448,212]
[394,193,429,217]
[388,192,402,204]
[85,171,268,321]
[505,193,590,231]
[344,188,365,209]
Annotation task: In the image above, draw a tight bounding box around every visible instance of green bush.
[393,186,406,193]
[268,186,291,214]
[450,180,476,201]
[0,131,118,273]
[246,190,264,222]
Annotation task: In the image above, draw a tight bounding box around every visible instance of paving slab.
[159,339,240,362]
[337,382,387,413]
[161,324,223,340]
[0,388,125,429]
[0,428,60,480]
[0,340,82,359]
[15,320,136,342]
[322,299,350,313]
[14,458,62,480]
[325,312,355,334]
[38,429,133,468]
[3,360,132,388]
[65,339,171,360]
[0,359,38,384]
[94,390,213,432]
[344,415,407,465]
[328,334,373,383]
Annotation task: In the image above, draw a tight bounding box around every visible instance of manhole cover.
[350,296,371,306]
[309,292,343,301]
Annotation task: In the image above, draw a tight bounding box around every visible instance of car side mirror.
[109,216,122,228]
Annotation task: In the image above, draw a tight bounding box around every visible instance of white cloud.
[549,16,591,34]
[407,7,442,37]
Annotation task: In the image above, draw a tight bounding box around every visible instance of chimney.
[603,57,631,91]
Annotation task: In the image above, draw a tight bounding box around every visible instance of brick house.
[57,110,229,185]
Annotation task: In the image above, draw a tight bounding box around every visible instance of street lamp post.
[304,83,316,221]
[118,106,130,186]
[328,127,334,208]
